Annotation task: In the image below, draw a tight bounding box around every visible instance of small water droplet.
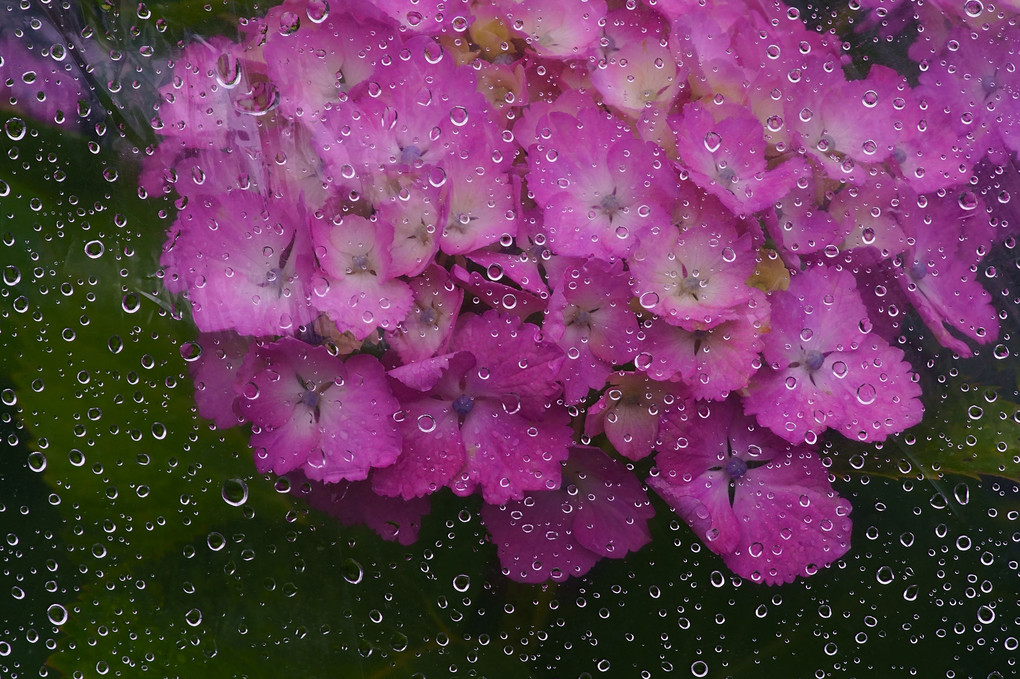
[221,478,249,506]
[46,603,68,626]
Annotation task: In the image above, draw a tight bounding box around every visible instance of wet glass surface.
[2,0,1019,677]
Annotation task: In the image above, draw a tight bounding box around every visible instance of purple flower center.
[419,307,437,326]
[804,349,825,371]
[599,193,622,218]
[724,456,748,479]
[571,308,592,328]
[352,254,370,272]
[399,144,422,164]
[299,388,321,410]
[908,261,927,281]
[452,394,474,416]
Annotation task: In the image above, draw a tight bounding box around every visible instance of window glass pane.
[2,1,1017,677]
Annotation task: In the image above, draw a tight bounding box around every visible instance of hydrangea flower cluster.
[143,0,1013,585]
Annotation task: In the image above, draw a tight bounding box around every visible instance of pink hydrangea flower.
[261,0,398,121]
[891,191,1000,356]
[373,311,571,504]
[493,0,607,60]
[237,337,402,482]
[526,104,674,260]
[671,102,806,217]
[482,447,654,583]
[184,332,252,429]
[590,9,684,119]
[649,397,853,585]
[584,372,691,461]
[385,263,464,364]
[545,257,639,404]
[316,37,503,184]
[294,471,429,546]
[745,265,923,444]
[627,220,757,331]
[640,295,767,401]
[439,147,518,255]
[160,188,321,337]
[765,168,850,262]
[310,212,414,340]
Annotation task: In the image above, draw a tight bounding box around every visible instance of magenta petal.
[238,339,401,482]
[482,492,601,583]
[457,400,570,505]
[450,311,565,419]
[298,474,430,546]
[371,399,465,500]
[813,343,924,443]
[250,399,322,476]
[388,352,475,393]
[188,332,251,429]
[567,449,654,558]
[723,451,853,585]
[302,354,403,483]
[649,470,742,555]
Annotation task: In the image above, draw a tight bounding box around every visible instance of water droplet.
[417,414,436,433]
[27,451,47,472]
[342,558,364,584]
[1,265,19,286]
[306,0,329,23]
[856,384,877,405]
[221,478,249,506]
[450,106,469,127]
[638,291,659,309]
[84,240,105,258]
[452,574,470,592]
[185,608,203,627]
[703,131,721,153]
[4,118,25,141]
[691,661,709,678]
[46,603,68,626]
[207,531,226,551]
[279,11,300,34]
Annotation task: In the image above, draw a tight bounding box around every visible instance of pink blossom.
[309,213,414,340]
[482,447,654,583]
[526,105,674,259]
[627,220,757,331]
[295,472,429,546]
[591,9,684,119]
[237,337,402,482]
[585,372,691,461]
[185,332,252,429]
[160,188,321,337]
[545,257,639,404]
[261,0,398,121]
[450,264,546,319]
[671,102,806,216]
[649,397,853,585]
[493,0,607,60]
[765,168,850,261]
[373,311,571,504]
[385,264,464,364]
[891,191,1000,356]
[641,295,767,401]
[745,266,923,444]
[439,149,518,255]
